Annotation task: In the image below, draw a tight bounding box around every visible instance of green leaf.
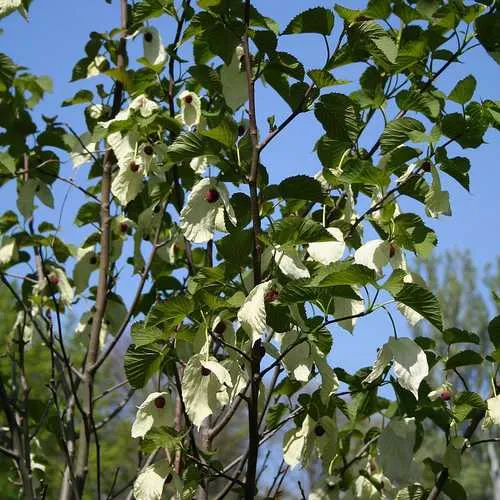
[75,202,100,227]
[315,93,360,143]
[279,175,324,202]
[0,52,17,90]
[315,136,351,171]
[448,75,476,104]
[188,64,222,94]
[439,154,470,191]
[311,262,376,287]
[395,283,443,331]
[270,217,333,245]
[141,427,183,454]
[168,132,219,161]
[338,159,389,187]
[201,118,237,148]
[131,321,166,347]
[442,328,480,346]
[445,350,483,370]
[147,296,194,329]
[307,69,345,89]
[62,89,94,107]
[476,10,500,65]
[282,7,334,36]
[124,345,163,389]
[380,117,425,153]
[488,315,500,349]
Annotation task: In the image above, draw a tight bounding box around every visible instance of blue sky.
[2,0,500,377]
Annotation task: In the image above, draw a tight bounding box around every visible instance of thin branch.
[95,389,135,430]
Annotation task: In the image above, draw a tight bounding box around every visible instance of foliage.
[0,1,500,499]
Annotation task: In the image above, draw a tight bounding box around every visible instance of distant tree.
[412,250,500,499]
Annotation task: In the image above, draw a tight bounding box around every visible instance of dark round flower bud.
[204,189,220,203]
[213,321,226,337]
[314,424,326,437]
[154,396,166,409]
[89,254,98,265]
[422,160,432,172]
[143,145,154,156]
[264,289,279,302]
[129,161,140,172]
[49,275,59,285]
[200,366,211,377]
[440,390,451,401]
[165,473,173,484]
[120,222,129,233]
[238,125,246,136]
[389,242,396,259]
[183,94,193,104]
[153,204,161,214]
[144,32,153,43]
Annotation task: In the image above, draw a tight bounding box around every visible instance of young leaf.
[282,7,334,36]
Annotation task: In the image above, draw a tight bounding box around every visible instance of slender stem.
[242,3,262,496]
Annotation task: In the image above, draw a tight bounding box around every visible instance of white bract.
[364,337,429,399]
[75,311,109,348]
[483,394,500,428]
[179,91,201,128]
[141,27,166,66]
[237,280,273,345]
[282,330,312,382]
[425,166,451,218]
[354,239,404,276]
[182,355,232,428]
[107,130,154,205]
[86,56,106,78]
[379,417,416,484]
[0,238,17,265]
[133,461,182,500]
[73,247,99,293]
[101,95,159,128]
[34,267,74,306]
[283,415,337,469]
[220,46,248,111]
[179,177,236,243]
[131,392,174,438]
[67,131,97,168]
[190,156,208,174]
[273,246,310,279]
[308,227,346,265]
[334,289,364,333]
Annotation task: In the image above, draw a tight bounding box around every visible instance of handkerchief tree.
[1,0,500,499]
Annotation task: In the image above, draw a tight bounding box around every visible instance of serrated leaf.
[488,315,500,349]
[147,296,194,329]
[131,322,166,347]
[395,283,443,331]
[279,175,324,202]
[380,117,425,153]
[315,93,360,143]
[311,262,376,287]
[442,328,480,345]
[282,7,334,36]
[476,10,500,65]
[448,75,476,104]
[124,345,163,389]
[445,350,483,370]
